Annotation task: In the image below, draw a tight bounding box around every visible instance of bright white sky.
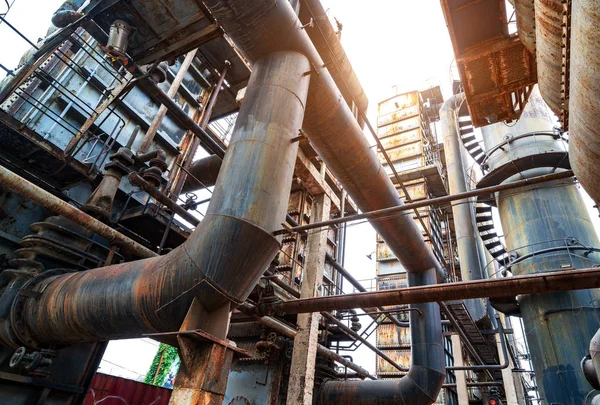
[2,0,599,382]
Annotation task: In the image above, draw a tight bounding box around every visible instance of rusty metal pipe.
[535,0,564,115]
[514,0,536,55]
[299,0,368,126]
[278,170,574,234]
[569,0,600,204]
[128,172,200,226]
[267,267,600,315]
[0,165,157,259]
[13,51,311,347]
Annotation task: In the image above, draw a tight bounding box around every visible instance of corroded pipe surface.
[299,0,368,126]
[514,0,536,55]
[268,267,600,315]
[16,51,311,346]
[0,165,157,259]
[535,0,564,115]
[569,0,600,204]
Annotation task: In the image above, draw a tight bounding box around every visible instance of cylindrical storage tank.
[485,89,600,404]
[569,0,600,205]
[534,0,564,116]
[480,87,567,173]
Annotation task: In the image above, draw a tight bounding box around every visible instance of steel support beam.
[451,334,469,404]
[266,267,600,315]
[286,194,331,405]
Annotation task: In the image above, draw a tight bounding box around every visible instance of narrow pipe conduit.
[200,1,446,402]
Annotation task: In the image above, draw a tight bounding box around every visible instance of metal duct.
[514,0,536,55]
[440,93,487,321]
[181,154,222,193]
[14,50,311,346]
[51,0,85,28]
[197,1,445,402]
[534,0,563,115]
[299,0,369,126]
[569,0,600,204]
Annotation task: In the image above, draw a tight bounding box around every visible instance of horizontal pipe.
[238,303,376,380]
[322,312,409,373]
[128,172,200,226]
[279,170,575,234]
[442,382,504,388]
[268,267,600,315]
[0,165,157,259]
[181,154,222,193]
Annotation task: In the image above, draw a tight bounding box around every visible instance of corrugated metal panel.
[377,115,421,138]
[379,141,423,164]
[377,91,420,116]
[84,373,172,405]
[377,104,420,127]
[379,128,422,150]
[376,349,411,375]
[376,323,411,347]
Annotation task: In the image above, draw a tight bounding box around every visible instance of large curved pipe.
[534,0,564,115]
[181,154,222,193]
[440,93,487,321]
[14,51,311,346]
[569,0,600,204]
[299,0,368,126]
[200,1,445,402]
[514,0,536,55]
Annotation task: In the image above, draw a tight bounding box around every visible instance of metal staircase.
[475,202,510,268]
[457,117,486,166]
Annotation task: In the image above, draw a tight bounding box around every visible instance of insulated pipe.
[569,0,600,205]
[514,0,536,55]
[181,154,222,193]
[440,93,487,321]
[299,0,368,126]
[14,51,311,347]
[534,0,564,115]
[51,0,85,28]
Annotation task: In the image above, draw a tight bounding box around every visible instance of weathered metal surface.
[299,0,369,127]
[16,51,311,347]
[0,164,157,259]
[379,142,423,165]
[441,0,537,127]
[182,154,222,193]
[377,104,420,127]
[378,91,420,117]
[376,349,410,375]
[268,266,600,315]
[569,0,600,205]
[84,373,172,405]
[377,115,421,138]
[396,181,428,202]
[376,324,411,348]
[379,128,422,151]
[535,0,564,115]
[515,0,536,55]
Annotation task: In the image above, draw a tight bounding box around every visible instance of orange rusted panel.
[376,323,411,347]
[377,115,421,138]
[377,104,420,127]
[379,141,423,165]
[376,349,411,375]
[379,128,423,151]
[377,91,420,117]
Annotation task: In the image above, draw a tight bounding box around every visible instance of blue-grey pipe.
[484,88,600,404]
[440,93,487,322]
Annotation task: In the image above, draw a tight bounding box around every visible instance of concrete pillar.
[451,334,469,405]
[286,193,331,405]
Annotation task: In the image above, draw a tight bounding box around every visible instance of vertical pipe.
[440,93,487,321]
[484,89,600,404]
